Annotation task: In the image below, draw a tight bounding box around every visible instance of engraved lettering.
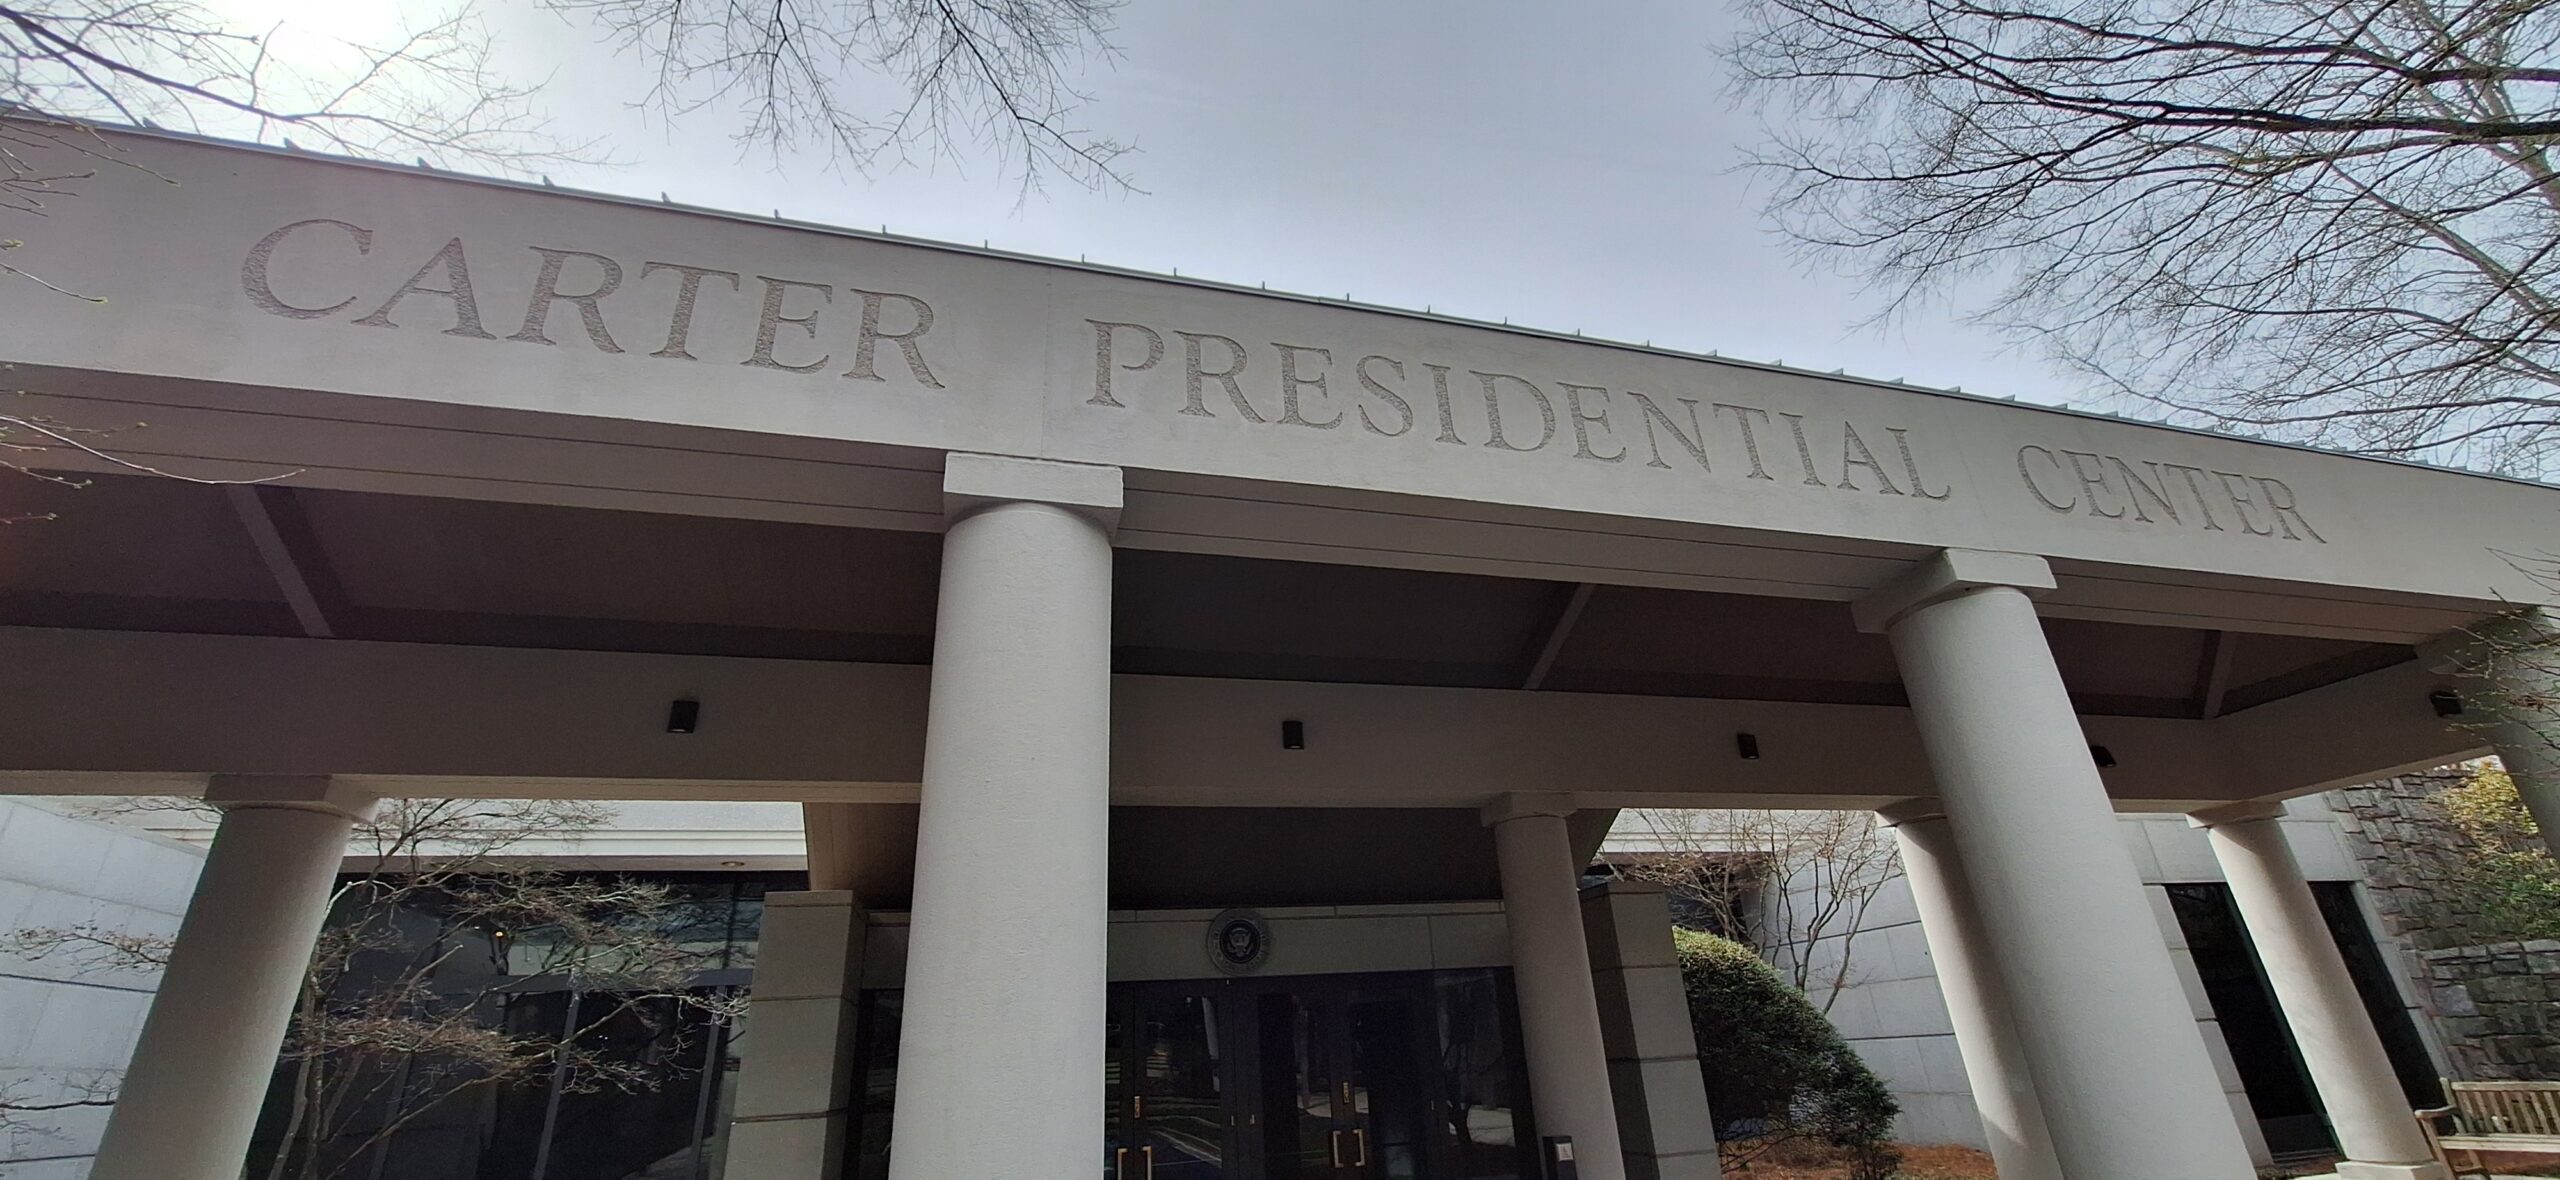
[1838,423,1902,494]
[1352,355,1414,437]
[1714,404,1775,480]
[510,247,625,352]
[1423,363,1466,445]
[1624,392,1710,471]
[1275,343,1342,429]
[2061,450,2123,519]
[2255,476,2324,543]
[2163,464,2226,531]
[242,219,371,319]
[2018,448,2324,542]
[1778,412,1826,487]
[1558,383,1624,463]
[744,276,833,372]
[1888,428,1952,500]
[2216,471,2277,536]
[2018,445,2078,513]
[1177,331,1263,420]
[1474,372,1557,452]
[354,238,493,338]
[2108,458,2181,524]
[1087,320,1163,408]
[845,290,944,388]
[641,262,741,360]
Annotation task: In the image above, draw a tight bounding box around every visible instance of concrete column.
[1486,794,1626,1180]
[2421,609,2560,855]
[1876,801,2063,1180]
[1853,549,2257,1180]
[2194,803,2451,1180]
[886,454,1118,1180]
[726,890,865,1180]
[1580,880,1719,1180]
[90,775,374,1180]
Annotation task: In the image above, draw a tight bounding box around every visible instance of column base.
[725,1115,845,1180]
[2333,1161,2455,1180]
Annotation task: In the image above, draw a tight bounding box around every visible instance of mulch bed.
[1723,1142,2560,1179]
[1720,1142,1997,1179]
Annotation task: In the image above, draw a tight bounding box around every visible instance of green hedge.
[1673,928,1900,1177]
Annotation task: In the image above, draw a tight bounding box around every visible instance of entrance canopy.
[0,121,2546,821]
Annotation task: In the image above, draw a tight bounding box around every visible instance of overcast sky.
[240,0,2078,406]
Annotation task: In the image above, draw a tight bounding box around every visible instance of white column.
[2421,609,2560,855]
[1486,794,1626,1180]
[1876,801,2063,1180]
[887,454,1118,1180]
[2194,803,2451,1180]
[91,775,374,1180]
[1853,550,2257,1180]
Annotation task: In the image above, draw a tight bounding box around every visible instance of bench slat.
[2436,1135,2560,1151]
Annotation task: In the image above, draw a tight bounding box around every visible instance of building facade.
[3,789,2526,1180]
[0,800,202,1180]
[8,118,2560,1180]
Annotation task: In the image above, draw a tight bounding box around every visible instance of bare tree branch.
[1733,0,2560,475]
[551,0,1133,197]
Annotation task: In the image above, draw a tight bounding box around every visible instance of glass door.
[1250,987,1435,1179]
[1111,987,1238,1180]
[1253,990,1338,1179]
[1337,990,1429,1179]
[1098,971,1535,1180]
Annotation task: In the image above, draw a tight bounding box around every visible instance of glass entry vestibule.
[848,969,1540,1180]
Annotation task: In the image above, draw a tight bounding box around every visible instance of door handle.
[1142,1145,1155,1179]
[1114,1146,1128,1179]
[1350,1128,1369,1166]
[1329,1129,1346,1168]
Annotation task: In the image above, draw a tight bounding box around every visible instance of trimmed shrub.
[1673,927,1900,1178]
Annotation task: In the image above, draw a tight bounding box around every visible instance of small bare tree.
[3,797,748,1180]
[1731,0,2560,475]
[1614,808,1901,1011]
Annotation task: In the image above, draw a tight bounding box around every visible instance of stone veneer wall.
[2330,778,2484,954]
[2416,942,2560,1080]
[2330,776,2560,1080]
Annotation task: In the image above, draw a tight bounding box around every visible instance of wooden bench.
[2419,1079,2560,1179]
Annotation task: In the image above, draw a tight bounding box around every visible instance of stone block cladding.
[2332,778,2560,1080]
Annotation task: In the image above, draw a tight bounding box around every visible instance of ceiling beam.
[224,485,344,639]
[1520,582,1597,690]
[2195,630,2238,719]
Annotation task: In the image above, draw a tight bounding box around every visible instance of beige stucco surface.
[7,126,2557,614]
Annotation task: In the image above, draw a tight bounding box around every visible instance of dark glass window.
[846,990,902,1180]
[246,872,793,1180]
[2309,881,2442,1108]
[2166,882,2329,1155]
[2166,879,2445,1158]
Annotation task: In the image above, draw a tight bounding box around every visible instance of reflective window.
[244,873,788,1180]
